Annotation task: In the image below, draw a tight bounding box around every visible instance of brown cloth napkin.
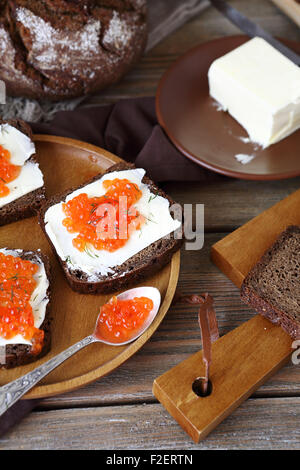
[32,97,217,183]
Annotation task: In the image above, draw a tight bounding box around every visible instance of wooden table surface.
[1,0,300,450]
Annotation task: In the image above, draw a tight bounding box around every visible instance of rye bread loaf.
[0,118,45,227]
[241,225,300,339]
[0,0,147,101]
[38,162,183,294]
[1,249,52,369]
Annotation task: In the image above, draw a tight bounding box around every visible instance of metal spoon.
[0,286,161,417]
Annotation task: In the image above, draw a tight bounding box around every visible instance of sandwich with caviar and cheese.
[0,119,45,226]
[39,163,183,294]
[0,248,51,369]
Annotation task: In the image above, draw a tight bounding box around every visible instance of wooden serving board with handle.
[153,188,300,442]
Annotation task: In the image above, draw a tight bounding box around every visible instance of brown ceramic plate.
[156,35,300,180]
[0,135,180,399]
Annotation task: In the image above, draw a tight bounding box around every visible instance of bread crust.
[1,249,52,369]
[38,162,183,294]
[241,226,300,339]
[0,118,46,227]
[0,1,147,101]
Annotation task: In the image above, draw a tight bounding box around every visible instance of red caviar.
[62,178,145,253]
[0,145,21,197]
[0,252,44,354]
[95,296,154,343]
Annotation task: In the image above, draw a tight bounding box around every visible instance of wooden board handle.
[153,315,292,442]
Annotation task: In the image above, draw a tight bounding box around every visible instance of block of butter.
[208,37,300,148]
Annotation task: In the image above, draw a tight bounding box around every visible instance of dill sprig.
[65,255,74,266]
[84,245,99,259]
[148,193,158,203]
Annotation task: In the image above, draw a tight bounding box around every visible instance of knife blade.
[210,0,300,66]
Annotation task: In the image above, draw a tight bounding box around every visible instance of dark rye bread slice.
[38,162,183,294]
[241,226,300,339]
[0,118,46,227]
[1,249,52,369]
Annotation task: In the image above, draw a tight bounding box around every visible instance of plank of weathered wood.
[40,358,300,409]
[162,177,300,232]
[0,398,299,449]
[40,234,300,409]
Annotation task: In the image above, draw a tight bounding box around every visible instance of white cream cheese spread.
[44,168,181,280]
[0,124,44,208]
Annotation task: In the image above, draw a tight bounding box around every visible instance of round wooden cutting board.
[0,135,180,399]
